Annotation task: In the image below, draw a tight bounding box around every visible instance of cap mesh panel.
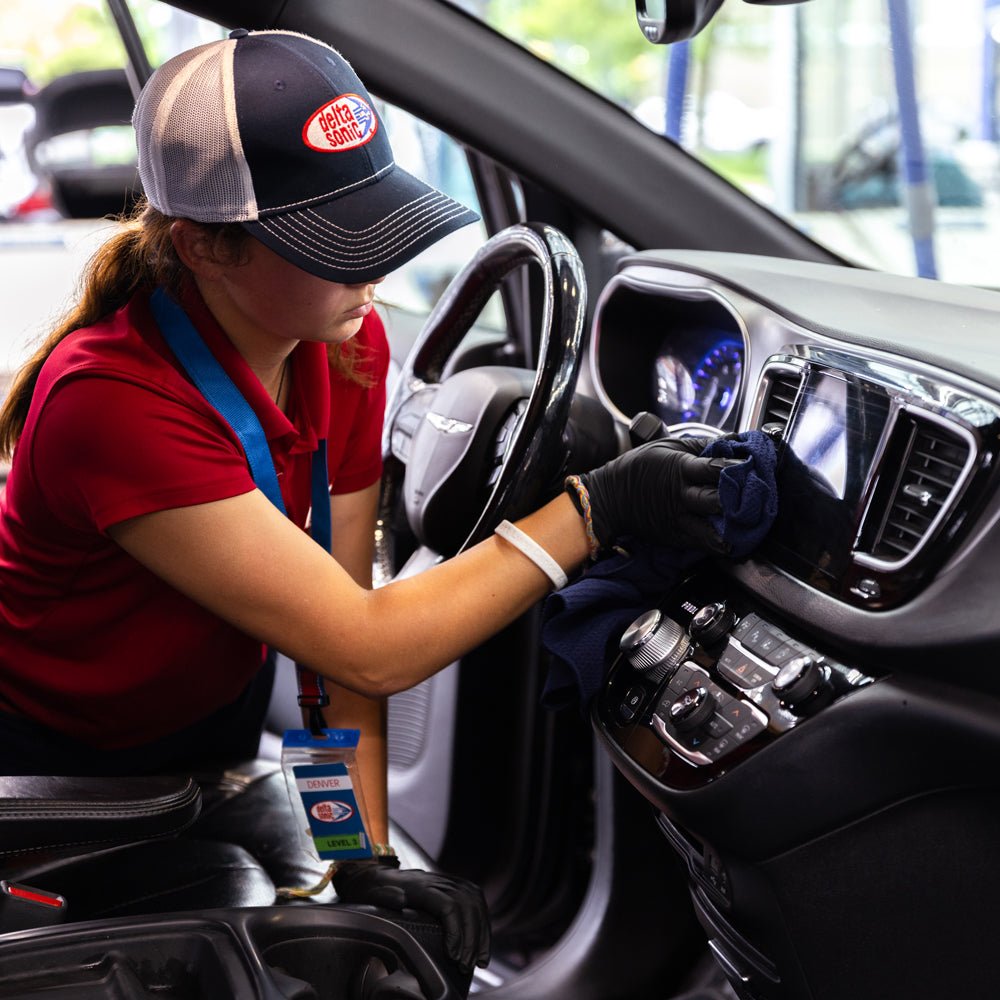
[134,41,256,221]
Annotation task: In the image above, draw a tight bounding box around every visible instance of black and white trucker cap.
[133,29,479,284]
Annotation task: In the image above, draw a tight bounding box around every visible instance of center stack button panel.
[599,579,872,783]
[652,662,767,765]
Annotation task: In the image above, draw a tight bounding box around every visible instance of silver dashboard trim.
[650,713,713,766]
[589,271,752,430]
[750,352,987,577]
[853,402,980,572]
[707,940,752,985]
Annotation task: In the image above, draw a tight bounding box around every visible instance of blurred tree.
[486,0,662,104]
[21,4,126,84]
[11,0,167,88]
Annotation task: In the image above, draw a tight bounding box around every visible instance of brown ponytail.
[0,199,370,461]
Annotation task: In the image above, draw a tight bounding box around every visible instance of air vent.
[756,369,802,436]
[867,415,971,563]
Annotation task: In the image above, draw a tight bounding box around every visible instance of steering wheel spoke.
[387,383,439,464]
[379,223,587,566]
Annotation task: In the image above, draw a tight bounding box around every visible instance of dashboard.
[589,252,1000,623]
[583,251,1000,1000]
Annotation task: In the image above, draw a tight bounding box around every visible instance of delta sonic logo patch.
[293,762,371,860]
[302,93,378,152]
[309,799,354,824]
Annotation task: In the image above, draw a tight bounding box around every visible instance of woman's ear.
[169,220,223,279]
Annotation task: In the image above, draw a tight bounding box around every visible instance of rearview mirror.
[637,0,813,44]
[636,0,723,44]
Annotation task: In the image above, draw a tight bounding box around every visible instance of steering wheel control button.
[489,398,529,486]
[620,610,691,684]
[668,686,716,733]
[717,643,775,690]
[689,602,735,647]
[389,386,437,462]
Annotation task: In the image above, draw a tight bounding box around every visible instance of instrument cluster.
[652,335,743,428]
[591,280,745,434]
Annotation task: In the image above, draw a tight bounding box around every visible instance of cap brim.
[242,164,480,284]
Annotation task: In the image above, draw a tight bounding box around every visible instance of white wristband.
[495,520,568,591]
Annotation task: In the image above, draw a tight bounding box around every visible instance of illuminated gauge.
[653,355,695,422]
[684,340,742,426]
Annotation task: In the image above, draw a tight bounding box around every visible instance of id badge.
[281,728,373,862]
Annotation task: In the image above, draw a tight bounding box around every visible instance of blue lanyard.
[150,287,331,717]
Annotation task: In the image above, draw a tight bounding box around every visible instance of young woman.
[0,29,728,969]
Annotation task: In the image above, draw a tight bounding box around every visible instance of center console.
[594,575,878,1000]
[599,577,872,793]
[0,905,465,999]
[594,568,1000,1000]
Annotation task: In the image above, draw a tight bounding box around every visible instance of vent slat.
[878,537,917,557]
[911,444,965,464]
[913,442,965,461]
[890,504,942,524]
[868,415,969,563]
[904,469,960,491]
[884,518,929,539]
[758,371,802,433]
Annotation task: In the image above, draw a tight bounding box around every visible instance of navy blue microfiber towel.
[540,430,779,711]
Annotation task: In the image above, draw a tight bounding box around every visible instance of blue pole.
[887,0,938,279]
[666,40,690,142]
[982,0,1000,141]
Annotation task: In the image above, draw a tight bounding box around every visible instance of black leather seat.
[0,767,474,999]
[0,773,274,923]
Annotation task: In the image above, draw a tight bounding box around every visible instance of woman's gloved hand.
[332,856,491,973]
[573,436,736,553]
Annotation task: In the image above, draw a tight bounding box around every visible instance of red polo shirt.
[0,286,389,749]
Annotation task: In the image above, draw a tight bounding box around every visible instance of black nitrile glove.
[575,436,736,553]
[332,857,491,973]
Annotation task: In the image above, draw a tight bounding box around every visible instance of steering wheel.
[376,223,586,580]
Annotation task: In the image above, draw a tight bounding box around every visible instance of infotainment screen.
[766,370,891,583]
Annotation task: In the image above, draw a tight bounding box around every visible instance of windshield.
[466,0,997,287]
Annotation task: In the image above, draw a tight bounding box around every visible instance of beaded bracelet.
[564,474,600,559]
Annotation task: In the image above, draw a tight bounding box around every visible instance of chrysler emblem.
[426,412,473,434]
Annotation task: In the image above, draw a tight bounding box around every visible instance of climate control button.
[668,686,717,733]
[717,643,774,689]
[689,602,736,646]
[772,655,831,713]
